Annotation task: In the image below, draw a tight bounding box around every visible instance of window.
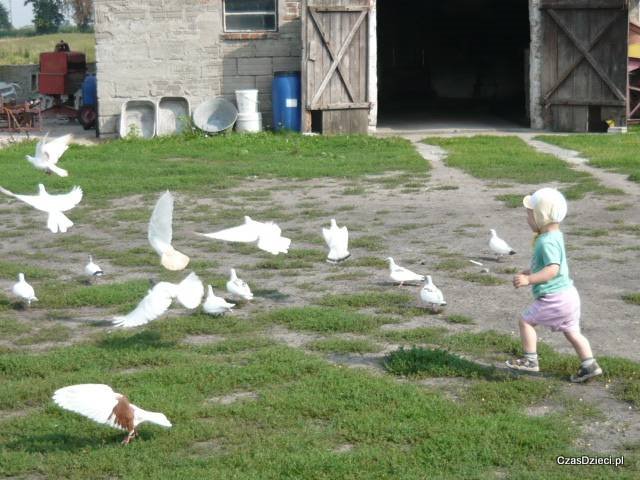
[224,0,277,32]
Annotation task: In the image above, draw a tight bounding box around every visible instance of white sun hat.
[523,187,568,227]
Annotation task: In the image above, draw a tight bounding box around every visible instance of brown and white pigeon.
[52,384,172,444]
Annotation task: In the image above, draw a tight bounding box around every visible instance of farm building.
[94,0,632,136]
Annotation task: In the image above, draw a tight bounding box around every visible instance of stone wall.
[94,0,302,137]
[0,63,97,103]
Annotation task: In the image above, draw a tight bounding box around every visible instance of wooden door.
[540,0,629,131]
[302,0,373,134]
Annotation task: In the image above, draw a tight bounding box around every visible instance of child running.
[506,187,602,383]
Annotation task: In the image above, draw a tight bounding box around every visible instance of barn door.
[302,0,373,134]
[540,0,628,131]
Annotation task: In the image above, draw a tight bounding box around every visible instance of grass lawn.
[425,136,623,203]
[0,33,95,65]
[537,133,640,184]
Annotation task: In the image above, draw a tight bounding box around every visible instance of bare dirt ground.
[1,132,639,454]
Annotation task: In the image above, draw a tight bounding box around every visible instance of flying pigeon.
[148,191,190,271]
[202,285,235,316]
[420,275,446,311]
[12,273,37,306]
[226,268,253,300]
[322,218,350,263]
[198,216,291,255]
[489,229,516,260]
[26,133,72,177]
[84,254,104,281]
[52,384,172,445]
[386,257,425,286]
[0,184,82,233]
[112,272,204,328]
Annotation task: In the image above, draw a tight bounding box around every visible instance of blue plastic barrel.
[82,74,97,107]
[272,71,301,132]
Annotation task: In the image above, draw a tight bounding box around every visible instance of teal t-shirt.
[531,231,573,298]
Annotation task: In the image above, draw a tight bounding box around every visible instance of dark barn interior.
[377,0,531,129]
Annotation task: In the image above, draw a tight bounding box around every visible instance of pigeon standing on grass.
[386,257,425,286]
[202,285,235,315]
[420,275,446,312]
[322,218,350,263]
[0,184,82,233]
[148,191,190,271]
[52,384,172,445]
[12,273,38,306]
[226,268,253,300]
[84,255,104,282]
[26,133,72,177]
[489,229,516,260]
[112,272,204,328]
[198,216,291,255]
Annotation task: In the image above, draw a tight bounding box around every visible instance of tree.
[0,3,11,31]
[63,0,93,31]
[24,0,65,34]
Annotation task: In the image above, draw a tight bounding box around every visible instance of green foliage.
[0,32,94,64]
[25,0,65,34]
[622,293,640,306]
[307,338,382,354]
[384,347,501,379]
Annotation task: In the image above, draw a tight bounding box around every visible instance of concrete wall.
[94,0,302,137]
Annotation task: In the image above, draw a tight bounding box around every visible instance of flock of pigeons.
[2,133,518,444]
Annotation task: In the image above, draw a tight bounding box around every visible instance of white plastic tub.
[235,111,262,133]
[235,89,259,113]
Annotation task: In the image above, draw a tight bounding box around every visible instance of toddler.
[506,187,602,382]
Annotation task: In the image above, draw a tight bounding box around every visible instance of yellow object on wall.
[630,43,640,59]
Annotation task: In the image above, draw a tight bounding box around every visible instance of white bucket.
[235,89,259,113]
[236,111,262,133]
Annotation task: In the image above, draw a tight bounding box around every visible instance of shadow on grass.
[6,432,121,453]
[383,347,507,381]
[97,330,176,351]
[253,289,290,302]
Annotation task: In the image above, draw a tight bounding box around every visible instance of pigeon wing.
[43,134,71,164]
[53,384,121,425]
[175,272,204,309]
[199,219,260,243]
[35,133,47,159]
[256,223,290,255]
[112,284,173,328]
[148,191,174,256]
[47,186,83,212]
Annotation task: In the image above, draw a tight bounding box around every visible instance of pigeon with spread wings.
[198,216,291,255]
[322,218,350,263]
[26,133,72,177]
[148,191,190,270]
[0,184,82,233]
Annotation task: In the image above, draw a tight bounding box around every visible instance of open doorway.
[376,0,531,130]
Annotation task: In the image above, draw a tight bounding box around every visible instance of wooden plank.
[309,102,371,110]
[546,98,626,105]
[301,0,311,132]
[541,5,559,128]
[540,0,627,9]
[311,6,368,12]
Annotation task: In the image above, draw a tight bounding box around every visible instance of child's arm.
[513,264,559,288]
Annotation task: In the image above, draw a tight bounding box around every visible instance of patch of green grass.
[446,315,474,325]
[537,133,640,184]
[497,267,519,274]
[342,186,366,195]
[307,338,382,354]
[0,134,426,202]
[323,271,369,281]
[0,318,31,337]
[457,272,506,286]
[316,292,423,317]
[0,33,95,65]
[427,136,618,199]
[384,347,501,379]
[378,327,450,344]
[38,280,150,310]
[605,203,632,211]
[434,258,468,272]
[13,325,73,346]
[462,379,557,414]
[432,185,459,191]
[350,235,386,252]
[622,293,640,306]
[0,260,55,280]
[569,228,609,238]
[495,194,522,208]
[260,307,395,333]
[253,248,325,270]
[349,256,387,268]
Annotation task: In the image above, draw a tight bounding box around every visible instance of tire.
[79,106,96,130]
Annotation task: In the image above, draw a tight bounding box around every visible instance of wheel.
[78,105,96,130]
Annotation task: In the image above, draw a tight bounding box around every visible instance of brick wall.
[95,0,302,136]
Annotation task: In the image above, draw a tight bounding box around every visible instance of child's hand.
[513,274,530,288]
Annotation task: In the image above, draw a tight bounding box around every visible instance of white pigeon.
[420,275,447,311]
[25,133,72,177]
[226,268,253,300]
[198,216,291,255]
[84,254,104,280]
[386,257,425,286]
[12,273,37,306]
[52,384,172,445]
[148,191,190,271]
[112,272,204,328]
[0,184,82,233]
[489,229,516,260]
[322,218,350,263]
[202,285,235,316]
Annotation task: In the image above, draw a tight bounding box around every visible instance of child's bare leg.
[519,318,537,353]
[563,330,593,361]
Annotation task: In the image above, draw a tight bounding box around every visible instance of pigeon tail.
[48,164,69,177]
[160,248,189,271]
[47,211,73,233]
[327,252,351,263]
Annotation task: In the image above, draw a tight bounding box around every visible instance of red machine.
[38,40,87,118]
